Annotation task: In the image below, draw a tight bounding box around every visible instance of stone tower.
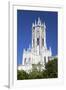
[32,17,47,55]
[18,17,52,71]
[22,17,52,67]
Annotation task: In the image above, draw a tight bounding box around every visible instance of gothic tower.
[22,17,52,67]
[32,17,47,55]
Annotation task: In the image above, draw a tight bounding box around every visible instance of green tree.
[45,58,58,78]
[17,70,29,80]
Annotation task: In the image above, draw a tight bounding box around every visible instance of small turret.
[38,17,41,26]
[28,44,31,51]
[44,22,46,29]
[49,47,52,56]
[23,49,26,53]
[32,23,35,28]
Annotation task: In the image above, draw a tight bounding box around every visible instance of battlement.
[32,17,46,28]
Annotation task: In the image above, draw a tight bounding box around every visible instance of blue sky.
[17,10,58,65]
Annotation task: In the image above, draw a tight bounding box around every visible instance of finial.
[44,22,46,29]
[23,49,26,52]
[32,23,34,27]
[49,47,52,55]
[38,17,41,25]
[49,47,51,51]
[28,44,31,51]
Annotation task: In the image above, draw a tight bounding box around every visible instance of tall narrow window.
[33,39,35,47]
[29,57,31,64]
[42,38,44,46]
[37,38,39,45]
[24,58,26,65]
[44,57,46,65]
